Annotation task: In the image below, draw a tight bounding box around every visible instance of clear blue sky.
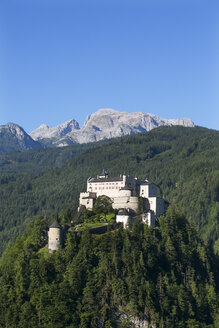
[0,0,218,132]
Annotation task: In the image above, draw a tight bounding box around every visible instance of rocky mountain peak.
[30,108,194,147]
[30,119,80,141]
[0,122,41,154]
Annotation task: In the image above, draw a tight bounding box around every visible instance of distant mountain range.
[0,109,194,153]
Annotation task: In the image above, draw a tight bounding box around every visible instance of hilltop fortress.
[48,170,168,252]
[79,170,168,228]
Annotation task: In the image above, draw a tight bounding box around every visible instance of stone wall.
[113,196,139,212]
[48,228,61,252]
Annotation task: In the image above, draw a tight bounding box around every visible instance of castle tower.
[48,220,62,252]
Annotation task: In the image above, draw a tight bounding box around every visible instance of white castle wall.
[116,214,130,228]
[148,197,165,217]
[140,183,158,198]
[48,228,61,252]
[112,196,139,212]
[142,212,155,227]
[79,197,95,211]
[79,192,96,210]
[87,175,126,198]
[119,189,132,197]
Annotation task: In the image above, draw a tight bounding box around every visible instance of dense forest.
[0,126,219,254]
[0,208,218,327]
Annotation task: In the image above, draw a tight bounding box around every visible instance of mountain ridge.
[0,122,42,154]
[0,109,194,154]
[30,108,194,146]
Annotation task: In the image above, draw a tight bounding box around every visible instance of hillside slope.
[0,212,218,327]
[0,126,218,254]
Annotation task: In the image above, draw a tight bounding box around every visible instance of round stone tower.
[48,220,62,252]
[119,186,132,197]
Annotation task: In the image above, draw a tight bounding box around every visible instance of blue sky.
[0,0,218,132]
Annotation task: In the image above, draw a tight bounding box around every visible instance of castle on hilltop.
[48,170,169,252]
[79,169,168,228]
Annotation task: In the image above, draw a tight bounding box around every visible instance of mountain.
[0,123,42,154]
[30,119,80,146]
[0,126,218,256]
[30,108,194,146]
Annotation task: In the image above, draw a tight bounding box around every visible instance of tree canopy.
[0,209,218,327]
[93,195,113,215]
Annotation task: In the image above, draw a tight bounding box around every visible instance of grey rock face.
[30,108,195,147]
[0,123,42,154]
[30,119,80,140]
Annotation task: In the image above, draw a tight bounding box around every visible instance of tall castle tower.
[48,220,62,252]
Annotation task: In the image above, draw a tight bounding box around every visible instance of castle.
[48,170,168,252]
[79,170,168,228]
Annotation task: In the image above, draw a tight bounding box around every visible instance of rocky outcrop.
[0,123,42,154]
[114,306,157,328]
[30,119,80,141]
[31,108,194,147]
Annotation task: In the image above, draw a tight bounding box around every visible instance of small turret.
[48,220,62,252]
[98,169,108,179]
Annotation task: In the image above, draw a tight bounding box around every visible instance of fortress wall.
[80,192,89,202]
[87,179,125,197]
[113,196,139,212]
[96,188,121,198]
[148,197,165,217]
[148,197,157,214]
[116,215,130,228]
[140,185,149,198]
[118,189,132,197]
[80,198,94,210]
[142,212,155,227]
[140,184,158,198]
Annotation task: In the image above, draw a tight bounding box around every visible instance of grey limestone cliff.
[30,108,194,147]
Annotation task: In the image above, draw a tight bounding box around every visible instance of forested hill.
[0,125,219,254]
[0,210,218,327]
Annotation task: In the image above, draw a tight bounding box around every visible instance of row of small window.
[89,182,122,186]
[93,187,119,190]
